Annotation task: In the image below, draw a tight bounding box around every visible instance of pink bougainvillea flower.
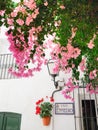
[71,27,77,39]
[89,70,97,80]
[26,15,33,26]
[87,34,96,49]
[7,18,14,25]
[44,1,48,6]
[16,18,24,26]
[24,0,37,10]
[62,78,79,101]
[60,5,65,9]
[11,11,17,17]
[87,41,95,49]
[86,83,98,94]
[79,58,86,72]
[72,48,81,59]
[0,10,5,16]
[1,0,97,99]
[54,20,61,27]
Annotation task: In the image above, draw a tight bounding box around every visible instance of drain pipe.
[51,86,63,130]
[51,86,63,98]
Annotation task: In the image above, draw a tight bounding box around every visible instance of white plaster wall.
[0,64,75,130]
[0,28,75,130]
[52,92,75,130]
[0,65,55,130]
[0,26,10,54]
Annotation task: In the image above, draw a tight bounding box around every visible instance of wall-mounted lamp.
[47,59,65,89]
[47,59,59,88]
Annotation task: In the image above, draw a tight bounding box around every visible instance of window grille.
[73,86,98,130]
[0,53,18,79]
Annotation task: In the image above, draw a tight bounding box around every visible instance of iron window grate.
[0,53,18,79]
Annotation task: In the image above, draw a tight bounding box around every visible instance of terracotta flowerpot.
[42,116,51,126]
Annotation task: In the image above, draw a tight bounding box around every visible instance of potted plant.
[35,96,54,126]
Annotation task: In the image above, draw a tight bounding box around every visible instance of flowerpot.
[42,116,51,126]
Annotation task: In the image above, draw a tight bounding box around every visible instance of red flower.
[35,96,54,117]
[36,100,40,105]
[35,106,41,114]
[50,97,54,102]
[36,98,44,105]
[40,98,44,102]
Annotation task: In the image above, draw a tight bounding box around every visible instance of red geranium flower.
[50,97,54,102]
[35,96,54,118]
[35,106,41,114]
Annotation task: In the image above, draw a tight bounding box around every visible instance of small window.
[82,100,98,130]
[0,112,21,130]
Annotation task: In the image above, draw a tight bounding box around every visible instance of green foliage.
[40,102,53,118]
[0,0,98,86]
[1,0,98,46]
[56,0,98,46]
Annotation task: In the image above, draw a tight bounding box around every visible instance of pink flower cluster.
[79,58,86,72]
[3,0,46,77]
[49,29,81,73]
[6,30,46,77]
[87,34,96,49]
[0,10,5,16]
[86,83,98,94]
[89,70,97,80]
[7,0,39,26]
[62,78,79,101]
[0,0,97,99]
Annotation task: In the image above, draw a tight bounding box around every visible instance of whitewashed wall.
[0,27,75,130]
[0,65,53,130]
[0,66,75,130]
[0,26,10,54]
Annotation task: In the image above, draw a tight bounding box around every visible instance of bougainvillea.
[0,0,98,97]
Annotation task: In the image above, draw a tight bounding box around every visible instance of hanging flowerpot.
[42,116,51,126]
